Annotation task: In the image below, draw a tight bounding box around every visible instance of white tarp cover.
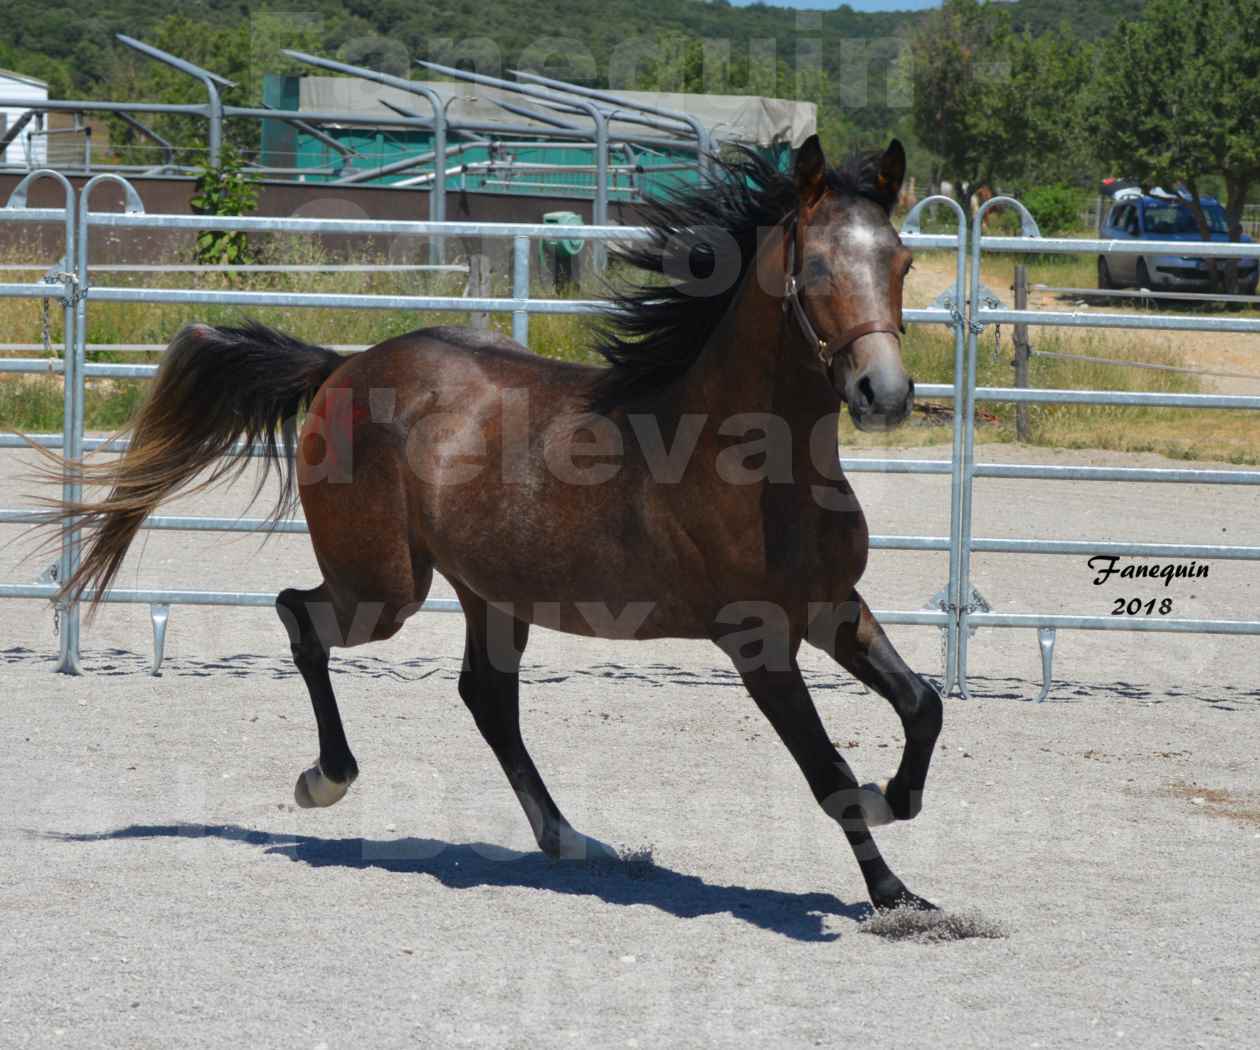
[299,77,815,148]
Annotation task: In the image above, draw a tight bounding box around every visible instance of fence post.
[1012,263,1031,442]
[467,254,491,331]
[512,235,530,346]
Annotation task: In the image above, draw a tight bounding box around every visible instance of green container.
[541,211,585,258]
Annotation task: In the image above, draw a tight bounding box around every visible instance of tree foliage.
[906,1,1100,204]
[906,0,1015,205]
[4,0,1254,237]
[189,146,260,265]
[1088,0,1260,244]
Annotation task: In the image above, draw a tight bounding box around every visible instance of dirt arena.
[1,443,1258,1048]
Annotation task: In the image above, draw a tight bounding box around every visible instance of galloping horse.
[46,137,943,911]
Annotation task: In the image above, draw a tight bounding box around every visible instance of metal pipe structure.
[954,194,1043,698]
[115,34,230,167]
[490,98,583,132]
[509,69,713,175]
[416,59,610,270]
[5,175,1256,689]
[50,174,146,673]
[0,111,35,154]
[0,170,77,671]
[113,111,176,170]
[376,99,484,144]
[0,95,707,156]
[0,98,208,117]
[899,194,971,694]
[503,91,698,141]
[280,50,447,258]
[259,102,360,166]
[956,195,1260,701]
[16,185,954,672]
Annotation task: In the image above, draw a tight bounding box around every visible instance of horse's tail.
[37,321,344,611]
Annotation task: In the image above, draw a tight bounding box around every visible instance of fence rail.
[2,175,1257,696]
[952,195,1260,699]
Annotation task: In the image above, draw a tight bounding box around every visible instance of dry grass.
[1168,783,1260,827]
[841,312,1260,465]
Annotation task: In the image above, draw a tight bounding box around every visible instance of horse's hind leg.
[732,646,934,912]
[809,591,943,827]
[276,585,360,807]
[457,588,615,861]
[275,565,430,808]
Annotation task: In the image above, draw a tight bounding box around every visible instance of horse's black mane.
[590,145,896,412]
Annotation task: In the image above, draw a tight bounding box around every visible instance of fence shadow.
[36,822,869,942]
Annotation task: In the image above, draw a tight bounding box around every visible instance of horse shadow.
[40,823,870,943]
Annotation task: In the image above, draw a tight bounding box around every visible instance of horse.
[43,136,943,912]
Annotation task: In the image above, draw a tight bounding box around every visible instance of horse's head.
[786,136,914,431]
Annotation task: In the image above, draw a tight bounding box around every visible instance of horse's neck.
[674,241,838,426]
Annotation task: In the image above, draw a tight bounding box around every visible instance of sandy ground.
[1,444,1259,1048]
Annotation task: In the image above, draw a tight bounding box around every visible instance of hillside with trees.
[13,0,1254,234]
[3,0,1141,102]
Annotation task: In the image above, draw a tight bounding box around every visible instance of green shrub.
[1021,184,1088,238]
[190,147,260,266]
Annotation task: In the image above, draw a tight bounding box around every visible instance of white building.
[0,69,49,168]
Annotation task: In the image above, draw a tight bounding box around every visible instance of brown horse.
[47,137,942,912]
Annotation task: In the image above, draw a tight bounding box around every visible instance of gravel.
[1,443,1257,1047]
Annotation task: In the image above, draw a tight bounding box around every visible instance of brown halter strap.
[782,215,903,369]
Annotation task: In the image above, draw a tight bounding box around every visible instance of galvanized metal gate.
[1,173,1257,692]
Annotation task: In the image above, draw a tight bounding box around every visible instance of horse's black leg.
[731,645,935,911]
[809,591,943,826]
[457,591,615,860]
[276,585,359,807]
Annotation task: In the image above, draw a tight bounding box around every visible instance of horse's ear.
[875,139,906,212]
[794,135,827,206]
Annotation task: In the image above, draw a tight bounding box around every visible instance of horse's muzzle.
[848,373,915,432]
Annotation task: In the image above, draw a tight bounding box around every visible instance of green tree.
[189,146,260,266]
[1087,0,1260,289]
[97,13,322,165]
[906,0,1015,207]
[0,42,74,98]
[997,26,1098,191]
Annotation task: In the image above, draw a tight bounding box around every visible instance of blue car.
[1097,189,1258,295]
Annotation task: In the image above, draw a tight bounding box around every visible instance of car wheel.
[1097,256,1114,290]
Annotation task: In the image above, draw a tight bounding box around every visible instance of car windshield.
[1143,203,1228,235]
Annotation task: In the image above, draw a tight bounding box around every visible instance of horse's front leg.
[808,591,943,826]
[725,636,934,912]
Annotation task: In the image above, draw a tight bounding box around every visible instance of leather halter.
[782,214,903,369]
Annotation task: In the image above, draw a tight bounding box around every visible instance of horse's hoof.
[861,777,922,825]
[294,763,352,809]
[858,780,896,827]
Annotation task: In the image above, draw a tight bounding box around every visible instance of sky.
[729,1,942,10]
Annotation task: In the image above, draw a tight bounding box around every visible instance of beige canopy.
[298,77,816,148]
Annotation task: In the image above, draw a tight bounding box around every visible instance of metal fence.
[1,173,1257,696]
[950,196,1260,699]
